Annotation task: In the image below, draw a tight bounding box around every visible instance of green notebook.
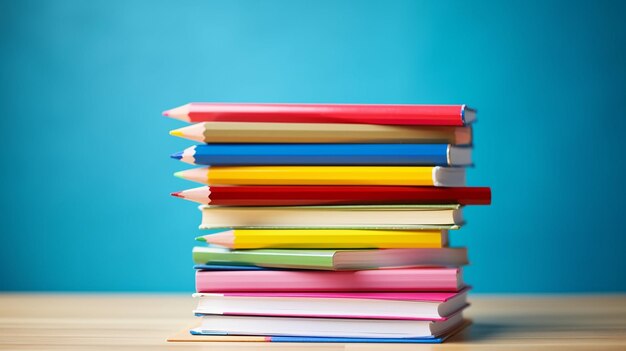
[192,246,468,271]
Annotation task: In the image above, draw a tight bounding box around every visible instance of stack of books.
[165,102,490,343]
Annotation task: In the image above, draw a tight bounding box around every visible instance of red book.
[196,268,464,293]
[172,185,491,206]
[163,103,475,126]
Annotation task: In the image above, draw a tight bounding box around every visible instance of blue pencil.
[170,144,472,166]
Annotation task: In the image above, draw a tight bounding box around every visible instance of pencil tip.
[162,104,189,121]
[170,129,184,137]
[173,171,183,178]
[171,191,183,198]
[170,151,183,160]
[195,236,207,242]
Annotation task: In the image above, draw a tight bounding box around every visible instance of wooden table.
[0,294,625,350]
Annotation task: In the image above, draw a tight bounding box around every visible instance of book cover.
[189,311,465,338]
[196,267,464,292]
[192,289,469,320]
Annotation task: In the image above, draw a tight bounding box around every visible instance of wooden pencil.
[195,228,447,249]
[173,166,466,186]
[169,122,472,144]
[170,144,472,166]
[163,103,476,126]
[171,185,491,206]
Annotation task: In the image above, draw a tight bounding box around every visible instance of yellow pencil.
[196,229,448,249]
[174,166,465,186]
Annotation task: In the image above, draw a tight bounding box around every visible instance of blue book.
[188,313,467,343]
[271,335,445,343]
[189,329,444,342]
[171,144,472,166]
[193,264,271,271]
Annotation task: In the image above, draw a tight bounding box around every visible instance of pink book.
[195,268,463,293]
[210,289,469,301]
[192,288,470,320]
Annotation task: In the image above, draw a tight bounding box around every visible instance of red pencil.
[171,185,491,206]
[163,103,475,126]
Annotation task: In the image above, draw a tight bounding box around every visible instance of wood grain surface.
[0,294,625,350]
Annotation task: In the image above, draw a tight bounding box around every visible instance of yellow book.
[175,166,465,186]
[196,229,448,249]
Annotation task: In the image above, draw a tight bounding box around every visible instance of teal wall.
[1,0,625,292]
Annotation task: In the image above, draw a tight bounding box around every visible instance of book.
[192,246,468,270]
[173,319,471,343]
[196,268,464,292]
[170,144,472,166]
[199,204,462,229]
[170,122,473,144]
[195,228,448,249]
[163,103,475,126]
[172,185,491,206]
[190,310,465,338]
[163,101,489,345]
[193,289,469,320]
[183,333,458,343]
[175,166,466,186]
[194,264,270,271]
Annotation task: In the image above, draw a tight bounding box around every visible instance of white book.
[193,289,468,320]
[192,311,465,338]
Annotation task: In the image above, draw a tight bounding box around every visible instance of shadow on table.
[448,312,622,343]
[447,322,506,343]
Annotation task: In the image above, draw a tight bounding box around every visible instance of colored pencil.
[195,228,447,249]
[169,122,472,144]
[171,185,491,206]
[174,166,466,186]
[170,144,472,166]
[163,103,475,126]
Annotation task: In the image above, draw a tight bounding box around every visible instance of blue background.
[1,0,625,292]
